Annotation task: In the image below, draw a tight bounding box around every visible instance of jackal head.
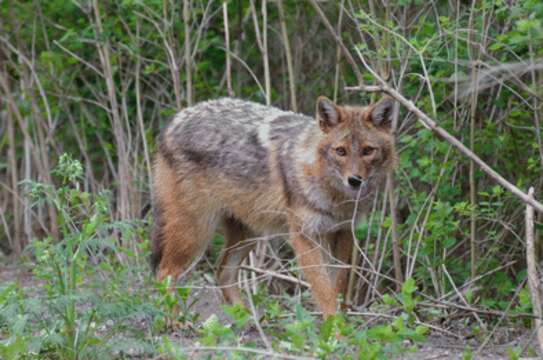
[315,96,397,199]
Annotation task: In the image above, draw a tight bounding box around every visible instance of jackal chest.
[235,206,355,239]
[295,205,364,235]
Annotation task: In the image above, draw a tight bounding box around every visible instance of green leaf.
[402,278,416,296]
[222,304,249,329]
[320,316,335,342]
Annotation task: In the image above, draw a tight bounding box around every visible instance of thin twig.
[183,0,193,105]
[223,2,233,97]
[240,265,310,287]
[442,264,485,329]
[276,0,296,111]
[475,278,526,355]
[243,281,272,351]
[308,0,364,86]
[181,346,315,360]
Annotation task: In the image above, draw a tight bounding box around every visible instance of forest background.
[1,0,543,359]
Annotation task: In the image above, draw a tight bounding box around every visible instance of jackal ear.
[370,97,395,129]
[316,96,341,132]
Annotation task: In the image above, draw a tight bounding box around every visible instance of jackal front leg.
[289,226,337,318]
[330,230,354,309]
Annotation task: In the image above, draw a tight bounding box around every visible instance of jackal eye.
[361,146,376,156]
[335,147,347,157]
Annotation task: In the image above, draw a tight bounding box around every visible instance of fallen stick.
[419,292,542,320]
[240,265,310,287]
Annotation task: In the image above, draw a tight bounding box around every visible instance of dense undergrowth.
[0,155,433,359]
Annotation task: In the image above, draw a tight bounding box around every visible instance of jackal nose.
[348,175,363,188]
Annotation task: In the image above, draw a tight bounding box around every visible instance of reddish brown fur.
[151,97,396,318]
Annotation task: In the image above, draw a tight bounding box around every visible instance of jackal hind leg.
[216,217,256,306]
[155,211,216,284]
[154,200,218,328]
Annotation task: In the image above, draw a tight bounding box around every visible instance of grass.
[0,154,436,360]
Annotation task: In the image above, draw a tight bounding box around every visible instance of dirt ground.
[184,285,536,360]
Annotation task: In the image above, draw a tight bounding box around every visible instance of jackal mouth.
[343,180,373,199]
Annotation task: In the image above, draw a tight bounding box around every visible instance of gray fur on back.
[161,98,313,184]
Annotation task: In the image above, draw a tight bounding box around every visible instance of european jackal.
[151,96,396,317]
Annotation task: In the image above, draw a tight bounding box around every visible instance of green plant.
[153,277,198,331]
[1,154,159,359]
